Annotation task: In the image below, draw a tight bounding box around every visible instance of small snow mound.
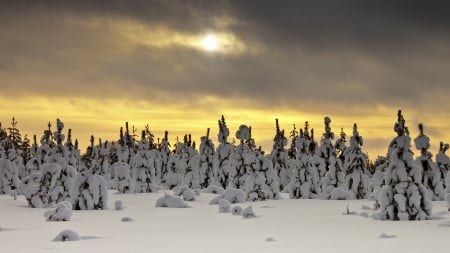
[331,188,356,200]
[209,188,247,205]
[361,204,374,210]
[359,212,370,218]
[114,200,124,210]
[155,193,190,208]
[378,232,396,239]
[232,206,242,216]
[173,185,196,201]
[44,201,72,221]
[265,237,276,242]
[53,230,80,242]
[218,199,231,213]
[121,217,134,222]
[242,206,256,219]
[203,185,225,194]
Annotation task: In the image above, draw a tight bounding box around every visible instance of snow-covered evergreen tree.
[375,110,432,220]
[342,123,370,199]
[199,128,215,188]
[414,124,444,200]
[335,128,347,164]
[23,120,75,207]
[269,119,289,190]
[229,125,253,189]
[289,124,322,199]
[0,148,20,195]
[132,131,157,193]
[369,155,388,202]
[437,142,449,188]
[159,131,171,182]
[215,115,234,189]
[321,117,345,198]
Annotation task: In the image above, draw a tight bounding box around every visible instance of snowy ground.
[1,191,449,253]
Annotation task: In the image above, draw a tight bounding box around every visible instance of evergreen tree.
[229,124,253,189]
[132,131,157,193]
[269,119,289,190]
[437,142,449,188]
[321,117,345,198]
[289,122,322,199]
[375,110,432,220]
[342,123,370,199]
[414,124,444,200]
[215,115,234,189]
[199,128,215,188]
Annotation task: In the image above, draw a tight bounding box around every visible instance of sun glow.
[202,34,218,51]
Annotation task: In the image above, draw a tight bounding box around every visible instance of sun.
[202,34,218,51]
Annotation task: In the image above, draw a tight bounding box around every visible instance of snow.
[2,191,450,253]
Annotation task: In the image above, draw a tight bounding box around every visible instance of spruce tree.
[414,124,444,200]
[375,110,432,220]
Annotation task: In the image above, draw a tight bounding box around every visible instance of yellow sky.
[1,95,448,160]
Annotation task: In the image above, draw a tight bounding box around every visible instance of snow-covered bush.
[53,230,80,242]
[375,110,432,220]
[232,206,242,215]
[242,205,256,218]
[71,171,108,210]
[269,119,289,190]
[218,199,231,213]
[173,185,197,201]
[44,201,72,221]
[155,193,190,208]
[114,144,132,194]
[209,188,247,205]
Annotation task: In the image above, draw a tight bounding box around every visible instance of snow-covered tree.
[369,155,388,202]
[289,124,321,199]
[24,119,75,207]
[269,119,289,190]
[342,123,370,199]
[132,131,157,193]
[335,128,347,164]
[0,148,20,195]
[375,110,432,220]
[229,125,253,189]
[215,115,234,189]
[199,128,215,188]
[321,117,345,198]
[437,142,449,188]
[414,124,444,200]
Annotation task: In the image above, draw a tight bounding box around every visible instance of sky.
[0,0,449,158]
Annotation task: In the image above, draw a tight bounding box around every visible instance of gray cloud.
[0,0,449,116]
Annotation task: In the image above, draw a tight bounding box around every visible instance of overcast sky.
[1,0,449,156]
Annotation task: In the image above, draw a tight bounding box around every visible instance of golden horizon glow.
[1,95,449,160]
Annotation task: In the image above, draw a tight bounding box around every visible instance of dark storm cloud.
[0,0,449,114]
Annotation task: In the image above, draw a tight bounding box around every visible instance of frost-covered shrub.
[155,193,190,208]
[71,172,108,210]
[44,201,72,221]
[53,230,80,242]
[209,188,247,205]
[242,206,256,218]
[218,199,231,213]
[375,111,432,221]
